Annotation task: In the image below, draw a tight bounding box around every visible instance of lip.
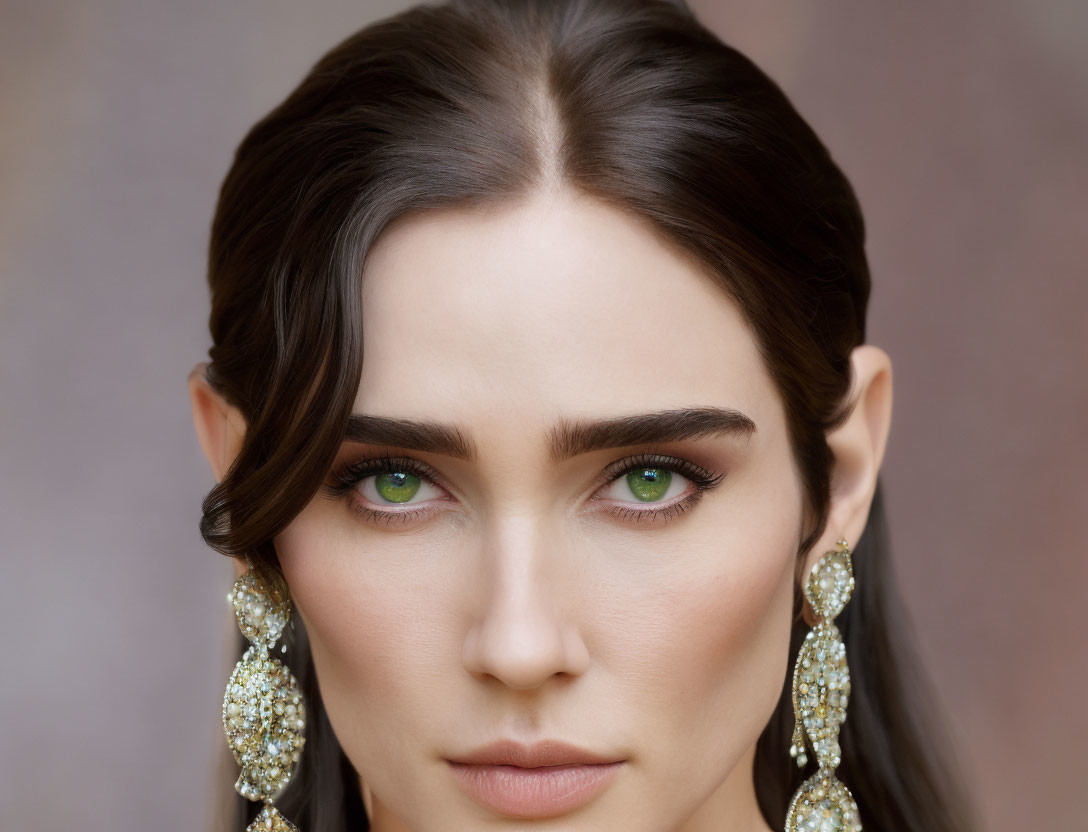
[446,739,625,818]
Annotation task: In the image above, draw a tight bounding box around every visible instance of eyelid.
[327,451,718,493]
[594,451,723,492]
[323,452,454,500]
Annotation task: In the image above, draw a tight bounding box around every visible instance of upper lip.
[447,739,624,768]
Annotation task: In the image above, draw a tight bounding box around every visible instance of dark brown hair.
[200,0,978,829]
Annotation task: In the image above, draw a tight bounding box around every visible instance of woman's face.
[275,189,804,832]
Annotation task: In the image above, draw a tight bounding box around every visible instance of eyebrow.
[343,406,756,464]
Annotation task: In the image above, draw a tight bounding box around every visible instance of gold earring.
[223,564,307,831]
[785,538,862,832]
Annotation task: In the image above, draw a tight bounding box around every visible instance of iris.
[375,471,422,503]
[626,468,671,502]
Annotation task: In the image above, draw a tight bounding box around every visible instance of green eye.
[374,471,422,503]
[626,468,672,502]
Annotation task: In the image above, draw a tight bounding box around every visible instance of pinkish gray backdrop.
[2,0,1085,830]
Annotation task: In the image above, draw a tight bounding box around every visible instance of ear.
[188,361,249,581]
[800,344,893,624]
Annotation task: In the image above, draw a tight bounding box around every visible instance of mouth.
[447,760,624,818]
[445,739,625,818]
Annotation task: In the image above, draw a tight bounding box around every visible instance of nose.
[461,515,591,689]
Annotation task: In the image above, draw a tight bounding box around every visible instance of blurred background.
[2,0,1085,829]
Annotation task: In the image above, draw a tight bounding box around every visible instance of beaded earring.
[785,538,862,832]
[222,564,307,831]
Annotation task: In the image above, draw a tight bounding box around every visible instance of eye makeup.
[321,451,726,529]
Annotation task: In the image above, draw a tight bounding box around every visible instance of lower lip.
[447,760,623,818]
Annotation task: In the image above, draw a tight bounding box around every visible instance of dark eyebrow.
[343,406,756,463]
[546,406,756,462]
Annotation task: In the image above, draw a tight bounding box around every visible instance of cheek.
[615,445,803,743]
[615,522,798,774]
[273,506,441,770]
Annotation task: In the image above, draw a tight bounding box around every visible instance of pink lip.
[446,739,625,818]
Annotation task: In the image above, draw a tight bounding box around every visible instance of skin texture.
[189,186,892,832]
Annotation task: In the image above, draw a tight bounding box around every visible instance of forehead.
[356,190,776,434]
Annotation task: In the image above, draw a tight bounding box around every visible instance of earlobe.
[801,344,893,595]
[187,362,247,484]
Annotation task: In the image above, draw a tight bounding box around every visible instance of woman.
[188,0,977,829]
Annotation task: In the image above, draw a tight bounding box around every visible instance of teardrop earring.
[785,538,862,832]
[222,563,307,831]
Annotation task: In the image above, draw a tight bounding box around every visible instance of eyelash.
[322,452,726,528]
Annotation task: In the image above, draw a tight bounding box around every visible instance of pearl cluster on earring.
[785,539,862,832]
[222,568,307,832]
